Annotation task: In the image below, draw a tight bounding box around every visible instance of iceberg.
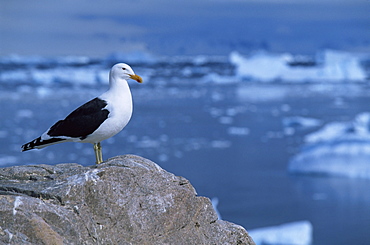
[0,50,369,89]
[289,113,370,179]
[230,50,367,82]
[248,221,313,245]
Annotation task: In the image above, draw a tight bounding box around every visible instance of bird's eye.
[122,67,126,70]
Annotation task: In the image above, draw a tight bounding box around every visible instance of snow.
[289,113,370,179]
[13,196,23,216]
[249,221,313,245]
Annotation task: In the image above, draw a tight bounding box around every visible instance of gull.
[21,63,142,164]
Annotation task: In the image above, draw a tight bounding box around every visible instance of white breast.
[81,78,133,143]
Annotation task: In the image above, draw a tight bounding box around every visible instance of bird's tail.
[21,137,65,152]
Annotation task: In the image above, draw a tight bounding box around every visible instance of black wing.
[47,97,109,139]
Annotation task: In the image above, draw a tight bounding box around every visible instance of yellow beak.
[129,74,143,83]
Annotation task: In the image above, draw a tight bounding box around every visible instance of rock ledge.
[0,155,255,245]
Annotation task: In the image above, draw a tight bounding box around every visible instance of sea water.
[1,51,370,245]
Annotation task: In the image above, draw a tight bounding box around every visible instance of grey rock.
[0,155,255,245]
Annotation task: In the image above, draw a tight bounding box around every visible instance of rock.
[0,155,255,245]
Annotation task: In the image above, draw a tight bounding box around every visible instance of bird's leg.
[97,142,103,163]
[93,143,100,164]
[93,142,103,164]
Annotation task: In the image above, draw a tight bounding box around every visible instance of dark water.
[1,82,370,244]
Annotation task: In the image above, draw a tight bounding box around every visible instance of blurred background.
[1,1,370,244]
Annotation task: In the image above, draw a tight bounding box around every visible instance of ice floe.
[289,113,370,179]
[249,221,313,245]
[230,50,367,82]
[1,50,368,89]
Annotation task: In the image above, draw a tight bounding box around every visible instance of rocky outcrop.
[0,155,255,245]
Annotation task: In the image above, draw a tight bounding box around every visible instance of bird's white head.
[110,63,143,83]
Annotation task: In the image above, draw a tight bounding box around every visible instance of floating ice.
[227,127,250,136]
[1,50,369,89]
[289,112,370,179]
[230,50,367,82]
[230,51,293,82]
[211,197,222,220]
[202,73,237,84]
[283,116,322,135]
[248,221,313,245]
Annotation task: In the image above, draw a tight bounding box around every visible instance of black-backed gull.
[21,63,143,164]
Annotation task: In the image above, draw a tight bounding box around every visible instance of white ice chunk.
[230,50,367,82]
[211,197,222,220]
[283,116,322,130]
[289,112,370,179]
[228,127,250,136]
[249,221,313,245]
